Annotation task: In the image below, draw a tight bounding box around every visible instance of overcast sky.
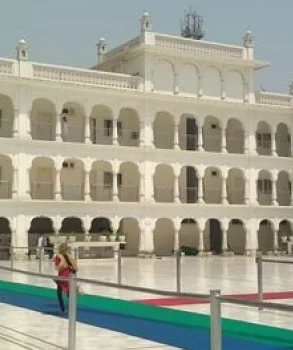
[0,0,291,93]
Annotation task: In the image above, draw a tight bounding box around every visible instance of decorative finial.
[181,7,205,40]
[97,37,107,64]
[243,30,254,48]
[140,11,152,33]
[16,39,28,61]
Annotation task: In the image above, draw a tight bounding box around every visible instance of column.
[139,171,145,202]
[291,172,293,206]
[197,220,205,254]
[221,126,227,153]
[244,81,249,103]
[271,127,277,156]
[56,114,62,142]
[113,117,118,146]
[174,73,179,95]
[197,173,205,204]
[174,122,179,150]
[249,170,258,205]
[244,129,249,154]
[245,225,258,256]
[197,121,204,151]
[272,174,278,206]
[139,220,154,254]
[244,177,250,205]
[13,108,19,138]
[174,229,180,253]
[174,171,180,203]
[221,174,228,205]
[84,116,91,144]
[113,169,119,202]
[84,171,91,201]
[221,76,226,100]
[55,168,62,200]
[139,121,144,148]
[198,75,203,97]
[221,222,228,252]
[12,167,18,199]
[273,229,279,252]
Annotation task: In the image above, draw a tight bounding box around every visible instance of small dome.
[19,39,27,45]
[143,11,150,17]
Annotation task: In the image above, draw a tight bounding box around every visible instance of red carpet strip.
[136,291,293,306]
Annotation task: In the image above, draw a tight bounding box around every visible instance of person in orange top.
[53,242,78,313]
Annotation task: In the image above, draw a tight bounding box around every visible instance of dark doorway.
[28,217,54,234]
[0,218,11,260]
[60,217,84,233]
[186,166,198,203]
[186,118,198,151]
[209,219,222,254]
[90,217,112,233]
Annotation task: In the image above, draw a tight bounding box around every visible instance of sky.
[0,0,292,93]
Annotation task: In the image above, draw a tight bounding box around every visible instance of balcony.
[31,182,54,200]
[62,184,84,201]
[91,185,112,201]
[154,186,174,203]
[179,187,198,203]
[31,121,55,141]
[118,185,139,202]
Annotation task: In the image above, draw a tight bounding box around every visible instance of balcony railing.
[179,187,198,203]
[31,122,55,141]
[0,118,13,138]
[227,189,245,205]
[203,188,222,204]
[255,92,292,108]
[0,58,14,75]
[31,182,54,200]
[90,185,112,201]
[0,181,12,199]
[154,186,174,203]
[257,192,272,206]
[118,185,139,202]
[277,190,291,206]
[118,130,140,147]
[153,132,174,149]
[91,128,113,145]
[62,184,84,201]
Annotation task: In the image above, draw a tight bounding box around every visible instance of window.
[103,172,122,187]
[117,121,122,137]
[257,179,272,194]
[104,120,113,137]
[256,133,271,148]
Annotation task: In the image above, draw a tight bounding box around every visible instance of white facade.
[0,13,293,257]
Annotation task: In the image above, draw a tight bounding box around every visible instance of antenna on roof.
[181,6,205,40]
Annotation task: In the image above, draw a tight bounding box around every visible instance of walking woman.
[53,242,78,313]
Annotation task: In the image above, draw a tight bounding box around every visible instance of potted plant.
[98,231,108,242]
[117,231,126,242]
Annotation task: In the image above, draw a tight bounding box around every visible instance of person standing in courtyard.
[53,242,78,313]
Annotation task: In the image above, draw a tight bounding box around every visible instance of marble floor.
[0,256,292,349]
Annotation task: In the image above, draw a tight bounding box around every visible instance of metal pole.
[176,249,182,293]
[210,290,222,350]
[68,274,77,350]
[256,257,263,303]
[38,248,43,274]
[10,246,14,269]
[117,249,122,285]
[74,248,78,261]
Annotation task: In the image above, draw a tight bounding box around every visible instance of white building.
[0,12,293,258]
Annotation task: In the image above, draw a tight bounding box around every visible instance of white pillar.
[221,173,228,205]
[221,127,227,153]
[174,229,180,252]
[197,121,204,151]
[198,75,203,97]
[85,116,91,144]
[113,117,118,145]
[139,121,144,148]
[244,177,250,204]
[55,168,62,200]
[56,114,62,141]
[245,220,258,255]
[12,167,18,199]
[197,172,205,204]
[271,127,277,156]
[139,219,155,254]
[174,72,179,95]
[113,169,119,202]
[174,167,180,203]
[84,171,91,201]
[13,108,19,138]
[221,220,229,252]
[249,126,257,155]
[249,170,258,205]
[139,171,145,202]
[174,122,179,150]
[197,220,205,253]
[244,129,249,154]
[273,229,279,252]
[221,76,226,100]
[272,173,278,206]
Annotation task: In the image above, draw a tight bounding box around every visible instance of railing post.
[10,246,14,269]
[256,257,263,307]
[38,248,43,274]
[176,249,182,293]
[68,274,77,350]
[117,248,122,285]
[210,290,222,350]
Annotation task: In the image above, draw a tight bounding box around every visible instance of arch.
[60,217,84,233]
[0,217,11,260]
[278,220,293,250]
[153,60,174,93]
[154,164,174,202]
[30,157,55,200]
[204,219,222,254]
[203,167,222,204]
[89,217,112,233]
[258,219,274,252]
[0,94,14,138]
[257,170,272,205]
[90,104,113,145]
[202,67,221,98]
[227,219,246,254]
[153,218,174,256]
[61,102,85,143]
[0,154,13,199]
[256,121,272,156]
[60,158,84,201]
[226,70,244,100]
[118,218,140,256]
[119,162,140,202]
[30,98,56,141]
[118,108,140,147]
[179,166,198,203]
[277,171,291,206]
[226,118,244,154]
[90,161,113,201]
[178,114,198,151]
[203,116,221,152]
[275,123,291,157]
[227,168,245,204]
[153,111,174,149]
[179,64,199,95]
[179,219,200,254]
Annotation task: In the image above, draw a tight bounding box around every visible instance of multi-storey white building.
[0,12,293,258]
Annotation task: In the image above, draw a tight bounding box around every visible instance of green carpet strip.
[1,280,293,347]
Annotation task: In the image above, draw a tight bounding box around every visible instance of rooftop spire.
[181,6,205,40]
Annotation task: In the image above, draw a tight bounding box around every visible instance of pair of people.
[53,242,78,313]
